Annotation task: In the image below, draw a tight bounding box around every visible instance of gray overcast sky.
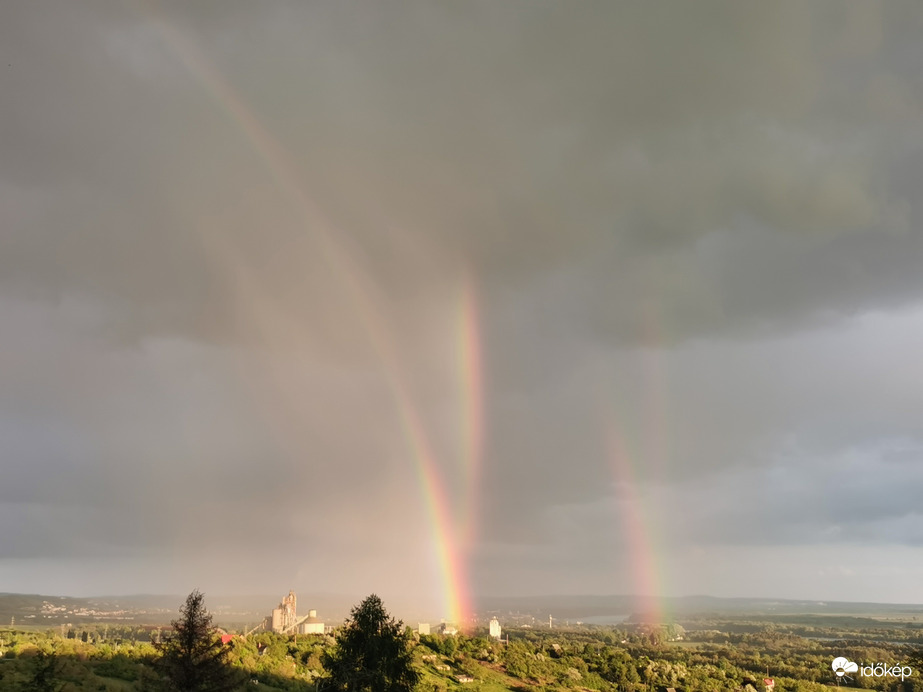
[2,1,923,617]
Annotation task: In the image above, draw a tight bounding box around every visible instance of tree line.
[2,590,922,691]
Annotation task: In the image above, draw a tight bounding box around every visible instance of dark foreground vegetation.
[1,592,921,691]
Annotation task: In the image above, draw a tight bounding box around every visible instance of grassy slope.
[414,646,530,692]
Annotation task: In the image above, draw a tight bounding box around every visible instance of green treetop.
[322,594,420,692]
[155,589,244,691]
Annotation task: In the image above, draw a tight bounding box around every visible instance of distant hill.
[4,591,923,629]
[0,592,359,628]
[0,593,179,627]
[474,593,923,622]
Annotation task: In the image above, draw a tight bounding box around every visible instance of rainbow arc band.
[133,1,482,626]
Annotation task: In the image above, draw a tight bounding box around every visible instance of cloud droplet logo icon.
[832,657,859,677]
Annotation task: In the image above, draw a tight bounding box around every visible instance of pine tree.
[155,590,244,691]
[28,648,64,692]
[322,594,420,692]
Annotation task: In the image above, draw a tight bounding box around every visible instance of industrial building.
[263,590,298,633]
[260,591,325,635]
[298,610,324,635]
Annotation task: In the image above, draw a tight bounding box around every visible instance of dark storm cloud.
[2,0,923,603]
[5,2,921,341]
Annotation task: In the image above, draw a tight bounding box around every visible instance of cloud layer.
[2,1,923,610]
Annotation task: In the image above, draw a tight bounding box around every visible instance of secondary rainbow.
[606,420,668,625]
[136,2,474,625]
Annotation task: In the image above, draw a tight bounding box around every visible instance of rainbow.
[134,3,479,626]
[603,300,674,624]
[606,416,669,626]
[391,387,474,627]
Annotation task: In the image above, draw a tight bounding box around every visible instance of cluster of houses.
[416,617,502,640]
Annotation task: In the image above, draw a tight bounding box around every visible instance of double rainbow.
[135,3,481,626]
[130,2,670,628]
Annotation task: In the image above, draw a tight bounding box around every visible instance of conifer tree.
[322,594,420,692]
[155,590,244,691]
[28,648,64,692]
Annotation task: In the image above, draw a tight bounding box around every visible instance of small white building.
[417,623,431,635]
[298,610,324,635]
[488,617,501,639]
